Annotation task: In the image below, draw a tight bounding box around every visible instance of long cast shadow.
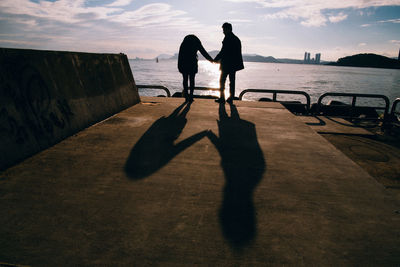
[207,103,266,248]
[125,102,207,179]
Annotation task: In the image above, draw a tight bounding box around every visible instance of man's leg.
[227,72,236,103]
[217,71,228,102]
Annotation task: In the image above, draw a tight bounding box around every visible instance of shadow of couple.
[125,101,266,248]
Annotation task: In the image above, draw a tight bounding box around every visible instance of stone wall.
[0,48,140,170]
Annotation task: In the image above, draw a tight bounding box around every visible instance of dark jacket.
[215,32,244,73]
[178,35,213,74]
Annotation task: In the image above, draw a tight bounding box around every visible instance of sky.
[0,0,399,61]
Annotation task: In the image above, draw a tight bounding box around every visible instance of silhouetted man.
[214,22,244,104]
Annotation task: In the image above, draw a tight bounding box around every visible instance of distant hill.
[329,53,400,69]
[157,54,174,60]
[276,58,304,64]
[243,54,279,63]
[168,53,179,60]
[164,50,280,63]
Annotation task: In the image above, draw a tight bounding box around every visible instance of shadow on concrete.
[125,101,207,179]
[325,116,377,128]
[207,103,266,249]
[305,116,326,126]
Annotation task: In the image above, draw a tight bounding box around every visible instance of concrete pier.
[1,97,399,266]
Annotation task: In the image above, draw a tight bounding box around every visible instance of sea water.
[129,59,400,107]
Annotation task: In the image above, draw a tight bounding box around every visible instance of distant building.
[304,52,321,64]
[304,52,311,63]
[315,53,321,64]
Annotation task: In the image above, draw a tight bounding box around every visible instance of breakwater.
[0,48,140,170]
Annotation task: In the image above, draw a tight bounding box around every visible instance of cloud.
[0,0,118,24]
[358,42,367,46]
[378,18,400,23]
[390,40,400,45]
[109,3,192,28]
[359,17,400,27]
[219,19,252,24]
[0,39,39,46]
[328,12,348,23]
[0,0,209,57]
[226,0,400,27]
[0,0,206,35]
[107,0,134,7]
[0,1,198,29]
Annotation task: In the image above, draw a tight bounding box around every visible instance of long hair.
[179,35,200,55]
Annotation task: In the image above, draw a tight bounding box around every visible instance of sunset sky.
[0,0,399,61]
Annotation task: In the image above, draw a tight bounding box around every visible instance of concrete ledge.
[0,97,399,265]
[0,48,140,170]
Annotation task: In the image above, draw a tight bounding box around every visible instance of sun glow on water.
[198,60,231,98]
[198,60,219,88]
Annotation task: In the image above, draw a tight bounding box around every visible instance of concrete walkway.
[1,97,399,266]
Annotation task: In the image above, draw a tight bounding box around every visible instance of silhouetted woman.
[178,35,213,102]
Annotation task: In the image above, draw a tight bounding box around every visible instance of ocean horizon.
[129,59,400,107]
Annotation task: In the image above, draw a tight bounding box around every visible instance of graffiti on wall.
[0,62,74,146]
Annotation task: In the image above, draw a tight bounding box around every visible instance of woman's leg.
[189,74,195,101]
[182,73,189,101]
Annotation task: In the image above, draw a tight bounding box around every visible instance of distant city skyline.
[303,52,321,64]
[0,0,399,61]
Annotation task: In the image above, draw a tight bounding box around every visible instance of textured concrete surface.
[296,115,374,135]
[0,48,139,170]
[1,97,399,266]
[297,115,400,192]
[320,134,400,190]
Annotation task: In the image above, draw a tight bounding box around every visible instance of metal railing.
[136,85,171,97]
[136,85,397,123]
[239,89,311,111]
[172,87,220,97]
[136,85,221,97]
[316,92,390,120]
[391,98,400,118]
